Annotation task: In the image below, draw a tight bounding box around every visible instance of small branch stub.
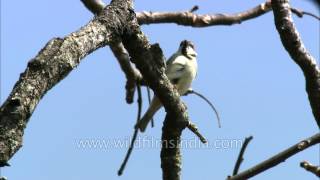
[300,161,320,177]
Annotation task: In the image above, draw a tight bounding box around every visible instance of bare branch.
[116,8,208,180]
[0,18,111,165]
[227,133,320,180]
[118,83,142,176]
[186,121,207,143]
[136,1,272,27]
[110,43,142,104]
[290,7,320,21]
[272,0,320,128]
[146,87,155,127]
[81,0,142,104]
[81,0,106,14]
[119,4,194,180]
[232,136,253,176]
[137,1,319,27]
[300,161,320,177]
[189,5,199,13]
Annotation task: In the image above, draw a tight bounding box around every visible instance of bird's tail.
[135,97,161,132]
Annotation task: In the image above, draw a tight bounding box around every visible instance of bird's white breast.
[177,56,197,95]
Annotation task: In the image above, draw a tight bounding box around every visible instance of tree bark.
[272,0,320,128]
[0,19,111,165]
[0,0,190,171]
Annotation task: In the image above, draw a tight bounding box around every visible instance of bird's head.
[179,40,197,59]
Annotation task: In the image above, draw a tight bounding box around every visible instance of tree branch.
[0,18,112,165]
[121,21,190,180]
[290,7,320,21]
[136,1,318,27]
[232,136,253,176]
[81,0,142,104]
[300,160,320,177]
[118,83,142,175]
[80,0,106,14]
[110,43,142,104]
[272,0,320,128]
[136,1,272,27]
[227,133,320,180]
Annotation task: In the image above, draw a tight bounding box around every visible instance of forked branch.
[227,133,320,180]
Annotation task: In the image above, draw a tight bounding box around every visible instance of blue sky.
[1,0,319,180]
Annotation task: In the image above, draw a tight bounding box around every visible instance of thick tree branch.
[0,18,111,165]
[227,133,320,180]
[118,9,209,180]
[300,161,320,177]
[272,0,320,128]
[81,0,142,104]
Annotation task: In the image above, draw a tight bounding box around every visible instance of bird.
[135,40,198,132]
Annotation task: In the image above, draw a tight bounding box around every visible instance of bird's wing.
[166,53,178,66]
[166,55,187,82]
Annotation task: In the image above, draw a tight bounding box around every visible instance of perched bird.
[135,40,198,132]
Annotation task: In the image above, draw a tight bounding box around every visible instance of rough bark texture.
[228,133,320,180]
[80,2,195,179]
[81,0,142,104]
[121,21,189,180]
[0,2,190,178]
[1,0,319,179]
[160,113,184,180]
[0,19,111,165]
[272,0,320,128]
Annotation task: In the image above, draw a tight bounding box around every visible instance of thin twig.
[186,121,207,143]
[189,5,199,13]
[291,7,320,21]
[118,83,142,176]
[110,43,142,104]
[80,0,106,14]
[232,136,253,175]
[185,89,221,128]
[227,133,320,180]
[146,86,154,127]
[300,161,320,177]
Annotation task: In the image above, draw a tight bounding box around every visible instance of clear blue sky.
[1,0,319,179]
